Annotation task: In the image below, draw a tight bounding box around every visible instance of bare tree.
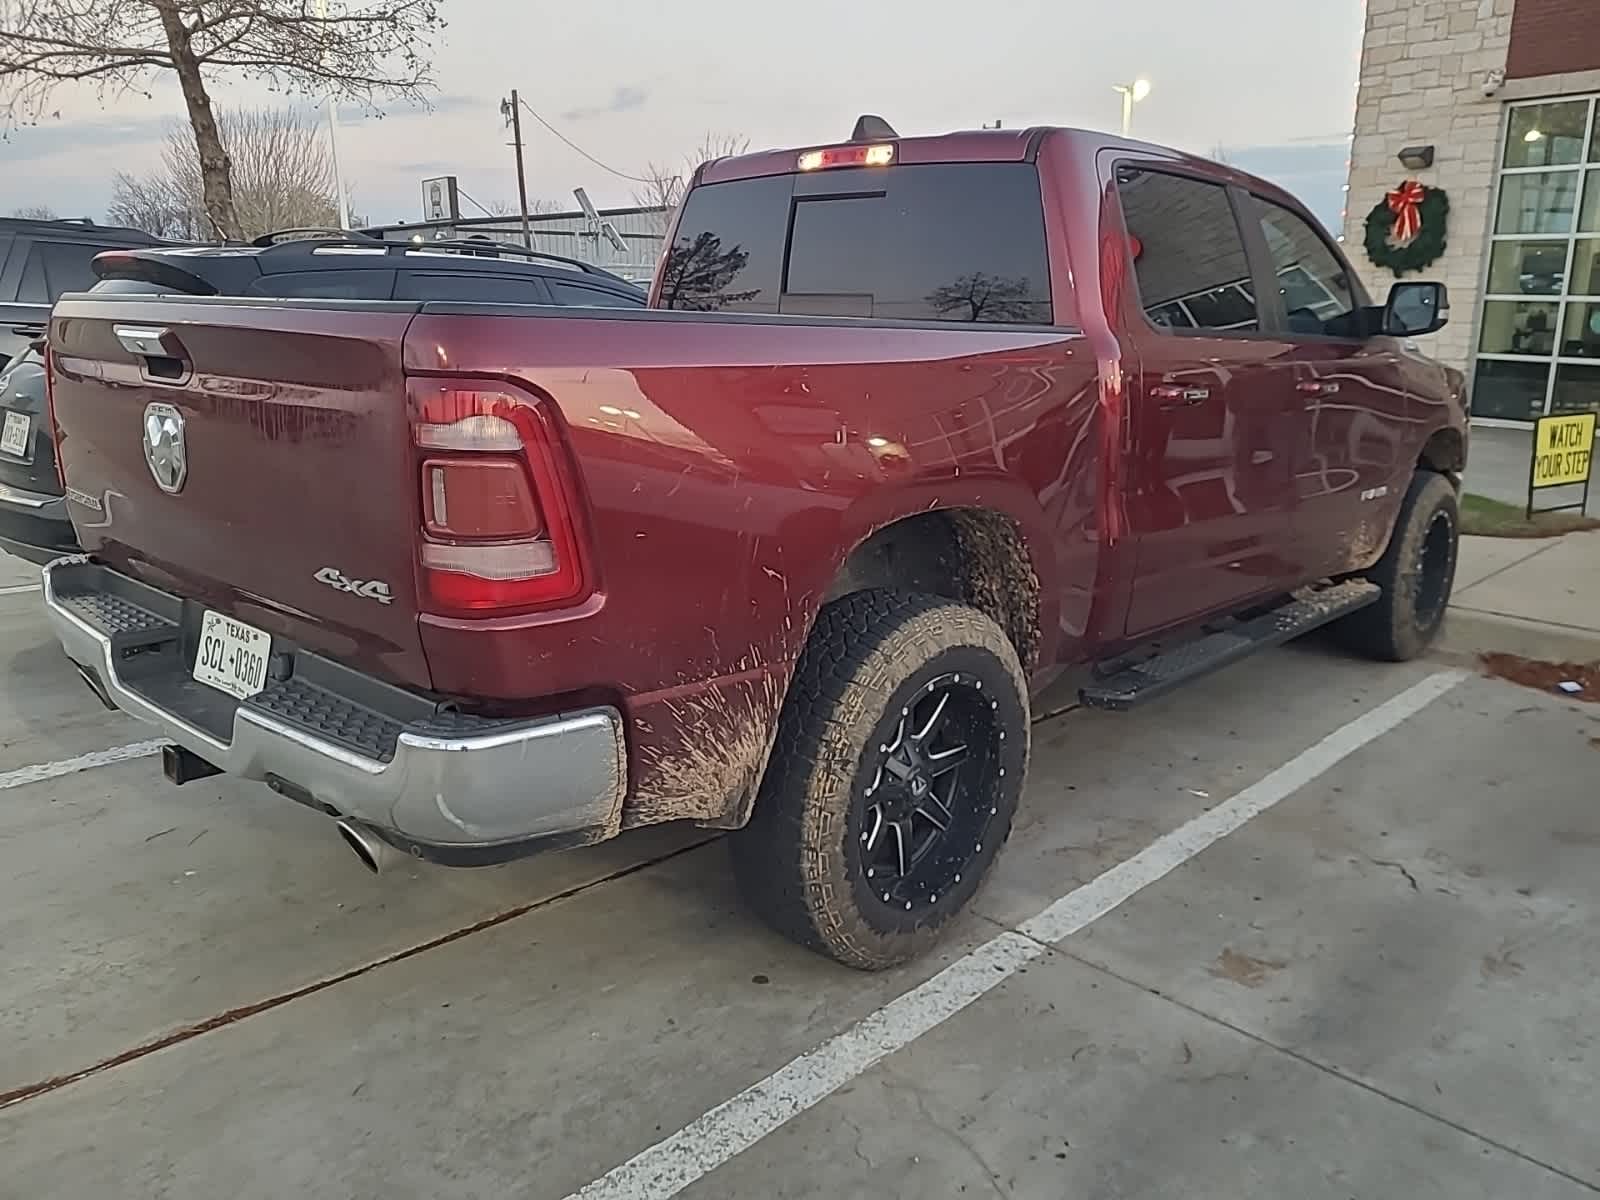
[633,132,749,231]
[9,203,55,219]
[0,0,443,240]
[485,196,563,218]
[107,106,341,239]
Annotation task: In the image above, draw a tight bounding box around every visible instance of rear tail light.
[408,380,589,615]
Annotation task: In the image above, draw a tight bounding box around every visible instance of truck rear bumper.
[43,558,628,865]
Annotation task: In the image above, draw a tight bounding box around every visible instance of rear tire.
[1333,471,1459,662]
[732,591,1029,970]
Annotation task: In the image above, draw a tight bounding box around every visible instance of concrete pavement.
[2,559,1598,1199]
[1443,529,1600,663]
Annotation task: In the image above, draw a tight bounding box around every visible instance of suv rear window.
[662,163,1053,324]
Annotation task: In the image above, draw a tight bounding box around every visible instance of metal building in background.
[360,204,669,284]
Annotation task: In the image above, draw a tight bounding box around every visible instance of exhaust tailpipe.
[336,820,390,874]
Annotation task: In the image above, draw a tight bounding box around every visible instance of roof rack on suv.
[256,235,621,280]
[250,227,384,247]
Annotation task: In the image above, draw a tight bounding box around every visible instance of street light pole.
[1113,78,1153,137]
[315,0,350,229]
[501,89,534,249]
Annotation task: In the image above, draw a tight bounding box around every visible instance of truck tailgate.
[49,297,432,689]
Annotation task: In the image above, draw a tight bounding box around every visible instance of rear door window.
[662,163,1053,323]
[17,247,47,303]
[250,269,397,299]
[1115,168,1260,333]
[546,281,643,308]
[39,242,102,297]
[393,272,551,304]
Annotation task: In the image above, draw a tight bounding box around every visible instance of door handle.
[1297,380,1340,396]
[114,324,190,382]
[1151,384,1210,406]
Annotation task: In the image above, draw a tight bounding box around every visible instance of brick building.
[1347,0,1600,424]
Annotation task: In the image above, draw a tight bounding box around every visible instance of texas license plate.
[0,411,27,457]
[194,611,271,700]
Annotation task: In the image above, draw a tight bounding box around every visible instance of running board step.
[1080,580,1382,712]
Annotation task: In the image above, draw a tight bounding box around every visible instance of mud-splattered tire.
[1333,471,1460,662]
[731,590,1029,970]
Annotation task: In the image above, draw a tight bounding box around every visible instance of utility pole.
[501,89,534,249]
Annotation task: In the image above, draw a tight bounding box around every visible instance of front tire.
[732,591,1029,970]
[1334,470,1459,662]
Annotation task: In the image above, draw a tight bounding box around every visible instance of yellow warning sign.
[1531,412,1596,488]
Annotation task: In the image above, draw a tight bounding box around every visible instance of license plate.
[0,411,27,457]
[194,611,272,701]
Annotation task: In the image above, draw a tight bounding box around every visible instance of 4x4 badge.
[314,567,394,605]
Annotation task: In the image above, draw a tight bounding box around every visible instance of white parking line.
[0,741,167,792]
[0,582,42,597]
[567,669,1467,1200]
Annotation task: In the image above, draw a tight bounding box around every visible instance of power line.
[517,96,655,184]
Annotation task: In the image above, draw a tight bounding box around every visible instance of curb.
[1434,606,1600,668]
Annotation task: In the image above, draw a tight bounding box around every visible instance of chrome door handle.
[1297,380,1340,396]
[1151,384,1210,406]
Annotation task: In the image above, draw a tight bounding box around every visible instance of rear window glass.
[249,269,396,300]
[662,163,1053,324]
[546,281,642,308]
[394,272,550,304]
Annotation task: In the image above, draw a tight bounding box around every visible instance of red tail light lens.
[422,458,544,539]
[408,379,589,615]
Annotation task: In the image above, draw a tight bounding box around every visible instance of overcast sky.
[1,0,1364,230]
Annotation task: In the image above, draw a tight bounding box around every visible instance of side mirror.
[1383,281,1449,337]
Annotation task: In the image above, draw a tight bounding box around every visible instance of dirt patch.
[1480,653,1600,703]
[1209,947,1286,989]
[1480,948,1525,982]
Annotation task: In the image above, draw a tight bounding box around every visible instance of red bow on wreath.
[1386,180,1426,245]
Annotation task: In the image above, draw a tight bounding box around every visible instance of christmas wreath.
[1364,180,1449,277]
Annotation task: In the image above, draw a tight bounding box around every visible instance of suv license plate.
[0,411,27,457]
[194,611,272,700]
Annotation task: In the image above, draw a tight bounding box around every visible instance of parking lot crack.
[1364,855,1420,892]
[0,835,718,1114]
[880,1070,1010,1197]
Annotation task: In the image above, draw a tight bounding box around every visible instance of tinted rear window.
[662,163,1053,324]
[39,242,103,298]
[394,272,550,304]
[249,269,396,299]
[547,280,643,308]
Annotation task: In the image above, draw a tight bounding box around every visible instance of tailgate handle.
[115,324,189,382]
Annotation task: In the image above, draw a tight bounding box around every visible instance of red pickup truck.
[42,122,1466,969]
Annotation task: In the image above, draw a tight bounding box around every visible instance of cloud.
[559,86,648,123]
[0,113,170,163]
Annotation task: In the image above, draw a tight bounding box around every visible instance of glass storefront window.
[1572,240,1600,295]
[1486,240,1570,295]
[1471,359,1552,421]
[1480,300,1560,355]
[1506,101,1590,167]
[1553,363,1600,413]
[1476,96,1600,420]
[1581,171,1600,233]
[1496,172,1580,234]
[1561,300,1600,356]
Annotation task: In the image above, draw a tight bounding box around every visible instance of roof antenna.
[851,114,898,142]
